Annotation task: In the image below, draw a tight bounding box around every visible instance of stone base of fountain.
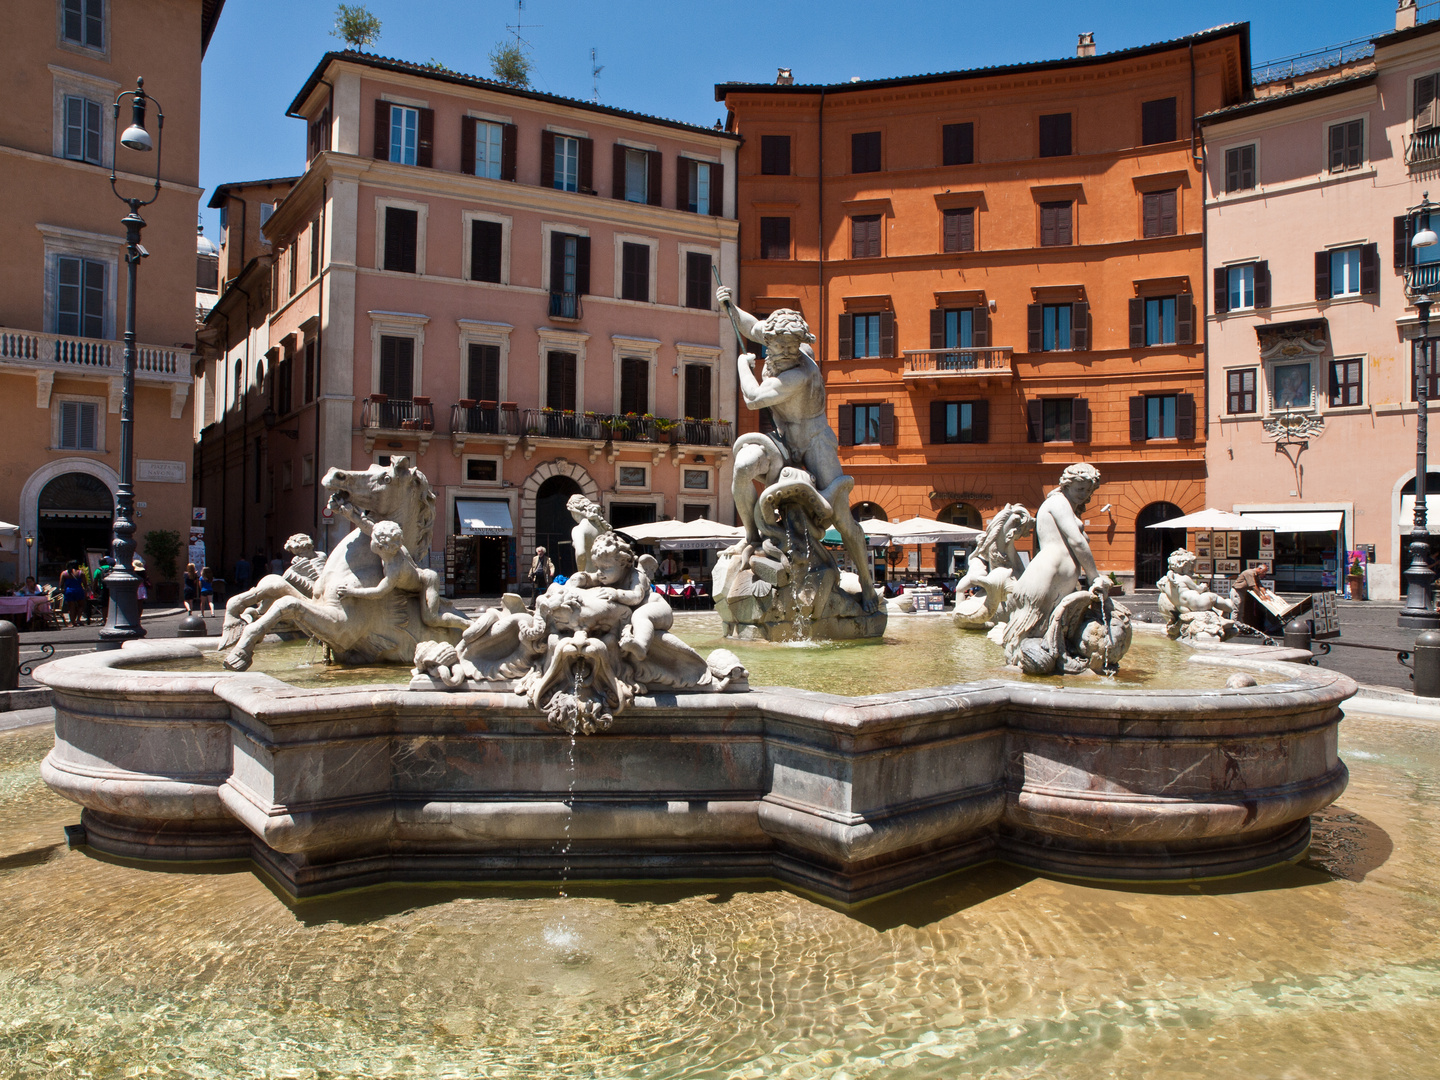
[39,640,1352,903]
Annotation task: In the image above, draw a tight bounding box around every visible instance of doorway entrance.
[37,472,113,582]
[535,475,583,577]
[449,536,509,596]
[1135,502,1185,588]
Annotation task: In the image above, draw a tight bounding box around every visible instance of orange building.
[718,26,1251,588]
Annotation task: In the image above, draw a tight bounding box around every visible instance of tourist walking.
[183,563,199,614]
[529,546,554,606]
[233,553,252,595]
[199,566,216,614]
[59,561,86,626]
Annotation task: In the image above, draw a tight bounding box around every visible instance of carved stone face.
[1168,549,1198,575]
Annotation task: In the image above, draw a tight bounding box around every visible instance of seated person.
[17,576,42,597]
[337,520,469,630]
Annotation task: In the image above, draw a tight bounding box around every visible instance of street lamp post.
[1402,193,1440,630]
[97,78,164,651]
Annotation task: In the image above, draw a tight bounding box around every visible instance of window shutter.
[1071,397,1090,443]
[1160,190,1177,236]
[1328,361,1340,407]
[1026,400,1042,443]
[373,100,390,160]
[709,161,724,216]
[930,400,946,443]
[1254,261,1271,308]
[1417,74,1439,128]
[1129,297,1145,349]
[943,209,961,252]
[972,306,989,348]
[471,219,502,283]
[838,313,854,360]
[611,143,626,199]
[460,117,476,175]
[878,311,895,357]
[879,402,896,446]
[972,399,989,443]
[81,258,104,338]
[549,234,565,294]
[575,236,591,296]
[1142,192,1160,238]
[1175,293,1194,345]
[1129,395,1146,442]
[1027,304,1043,352]
[1040,205,1056,247]
[1225,150,1240,193]
[416,108,434,168]
[1176,393,1196,440]
[1071,301,1089,350]
[676,157,690,211]
[1360,242,1379,295]
[1057,203,1072,245]
[959,208,974,251]
[540,130,556,188]
[60,402,77,448]
[501,123,517,181]
[578,137,594,194]
[1315,250,1331,301]
[1214,267,1229,314]
[929,308,945,348]
[838,404,855,446]
[647,151,662,206]
[1397,215,1415,270]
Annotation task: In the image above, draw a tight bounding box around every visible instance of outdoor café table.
[0,595,52,628]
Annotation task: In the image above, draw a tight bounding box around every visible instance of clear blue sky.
[197,0,1397,241]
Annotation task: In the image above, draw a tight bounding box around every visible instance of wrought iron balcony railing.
[548,291,583,320]
[514,411,733,446]
[1408,263,1440,293]
[361,396,435,431]
[450,402,522,437]
[1407,127,1440,167]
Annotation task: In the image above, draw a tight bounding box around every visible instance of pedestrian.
[199,566,216,614]
[59,561,86,626]
[183,562,199,613]
[133,556,150,618]
[94,556,113,621]
[529,545,554,606]
[233,553,252,595]
[270,551,285,577]
[659,553,680,582]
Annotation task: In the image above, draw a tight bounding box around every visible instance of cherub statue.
[337,519,470,630]
[1157,548,1236,642]
[564,535,672,662]
[281,532,326,598]
[567,494,612,574]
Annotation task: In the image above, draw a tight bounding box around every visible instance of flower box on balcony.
[370,394,388,403]
[412,396,431,406]
[479,400,498,410]
[458,398,477,409]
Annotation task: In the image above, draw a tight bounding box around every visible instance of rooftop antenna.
[505,0,540,54]
[590,47,603,103]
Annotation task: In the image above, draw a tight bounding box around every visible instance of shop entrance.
[37,472,113,583]
[1398,474,1440,598]
[1135,502,1184,588]
[449,536,509,596]
[535,475,584,577]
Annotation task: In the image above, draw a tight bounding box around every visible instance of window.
[1043,304,1071,351]
[942,208,974,253]
[852,131,881,173]
[683,468,710,490]
[1328,119,1363,172]
[760,134,791,175]
[942,122,974,166]
[621,242,649,301]
[1145,297,1176,345]
[1330,359,1362,407]
[618,465,647,488]
[1141,98,1177,145]
[287,242,297,296]
[854,314,884,358]
[464,118,512,180]
[852,214,881,258]
[63,95,101,164]
[1272,362,1313,411]
[619,357,648,415]
[852,403,883,444]
[62,0,103,49]
[1415,340,1440,401]
[1129,393,1195,441]
[838,310,894,359]
[56,255,105,338]
[929,400,988,444]
[684,363,712,419]
[548,232,590,317]
[1042,399,1072,441]
[259,202,276,228]
[546,351,577,411]
[58,400,98,450]
[1330,247,1361,297]
[684,251,712,310]
[276,350,294,416]
[1317,244,1377,300]
[379,335,414,401]
[302,455,315,486]
[1416,74,1439,130]
[1026,301,1088,352]
[309,107,331,160]
[1142,189,1177,238]
[618,147,649,202]
[1146,395,1177,439]
[470,219,502,283]
[1228,264,1255,310]
[839,403,897,446]
[468,343,500,402]
[1038,113,1072,157]
[309,217,321,279]
[303,340,316,404]
[382,207,417,273]
[1128,295,1193,347]
[552,135,580,191]
[1225,145,1256,192]
[389,105,419,166]
[473,120,505,179]
[234,359,243,408]
[1039,201,1072,246]
[1227,368,1257,414]
[466,458,498,483]
[543,131,591,192]
[679,158,720,215]
[282,461,294,491]
[760,216,791,260]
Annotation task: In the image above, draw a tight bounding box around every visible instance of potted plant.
[1347,562,1366,600]
[142,529,183,606]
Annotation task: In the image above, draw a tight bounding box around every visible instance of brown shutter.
[930,400,946,443]
[1026,399,1042,443]
[647,151,662,206]
[549,234,565,294]
[1058,203,1073,245]
[1214,267,1229,314]
[1225,149,1240,193]
[540,130,556,188]
[460,117,476,175]
[373,99,390,160]
[416,107,434,168]
[943,209,960,252]
[501,123,517,181]
[838,313,854,360]
[1397,214,1415,269]
[676,157,689,211]
[1160,190,1177,236]
[929,308,945,348]
[1175,293,1194,344]
[837,404,854,445]
[612,143,626,199]
[959,208,974,251]
[1071,397,1090,443]
[972,399,989,442]
[972,306,989,348]
[1315,250,1331,301]
[1176,393,1196,440]
[575,236,591,296]
[1071,301,1089,350]
[1129,395,1146,442]
[1254,261,1271,308]
[879,402,896,445]
[1027,304,1043,352]
[878,310,895,357]
[709,161,724,216]
[1129,297,1145,348]
[1142,192,1160,238]
[1040,205,1056,247]
[1360,242,1379,295]
[1419,74,1440,128]
[578,136,594,193]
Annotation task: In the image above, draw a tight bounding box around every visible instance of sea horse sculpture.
[952,503,1033,629]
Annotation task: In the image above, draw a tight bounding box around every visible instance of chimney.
[1077,32,1096,58]
[1398,0,1418,31]
[776,67,794,85]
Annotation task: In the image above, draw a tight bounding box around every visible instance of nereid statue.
[1157,548,1238,643]
[953,503,1033,629]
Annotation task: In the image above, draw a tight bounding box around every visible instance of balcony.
[0,328,192,417]
[671,418,733,448]
[548,291,583,321]
[902,346,1014,387]
[361,394,435,454]
[1408,127,1440,168]
[1408,262,1440,294]
[516,410,734,465]
[449,400,523,459]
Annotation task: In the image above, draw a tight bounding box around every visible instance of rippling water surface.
[1,707,1437,1078]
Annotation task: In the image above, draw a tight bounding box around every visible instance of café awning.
[1145,508,1273,531]
[1244,510,1343,534]
[616,518,744,550]
[455,499,513,536]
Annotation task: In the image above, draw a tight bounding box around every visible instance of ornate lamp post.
[1401,192,1440,629]
[97,78,164,651]
[24,535,33,582]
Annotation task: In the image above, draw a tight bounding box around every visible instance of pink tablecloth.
[0,596,51,621]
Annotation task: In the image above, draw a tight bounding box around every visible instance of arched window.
[852,501,887,522]
[233,358,243,408]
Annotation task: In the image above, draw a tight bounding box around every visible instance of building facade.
[1200,9,1440,599]
[194,52,740,594]
[718,27,1250,588]
[0,0,222,586]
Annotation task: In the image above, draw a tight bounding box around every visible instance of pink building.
[196,52,739,594]
[1200,9,1440,598]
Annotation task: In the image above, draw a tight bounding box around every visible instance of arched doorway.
[1135,501,1185,588]
[535,475,583,576]
[1396,473,1440,598]
[852,501,887,522]
[936,502,982,578]
[37,472,114,581]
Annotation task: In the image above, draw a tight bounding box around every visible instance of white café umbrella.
[1144,508,1275,531]
[0,521,18,534]
[883,516,983,544]
[615,518,744,551]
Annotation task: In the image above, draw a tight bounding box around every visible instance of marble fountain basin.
[38,637,1352,904]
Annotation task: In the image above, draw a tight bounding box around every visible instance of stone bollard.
[1413,630,1440,698]
[175,613,209,638]
[0,620,16,691]
[1284,618,1312,655]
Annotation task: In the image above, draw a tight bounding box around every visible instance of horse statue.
[217,456,466,669]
